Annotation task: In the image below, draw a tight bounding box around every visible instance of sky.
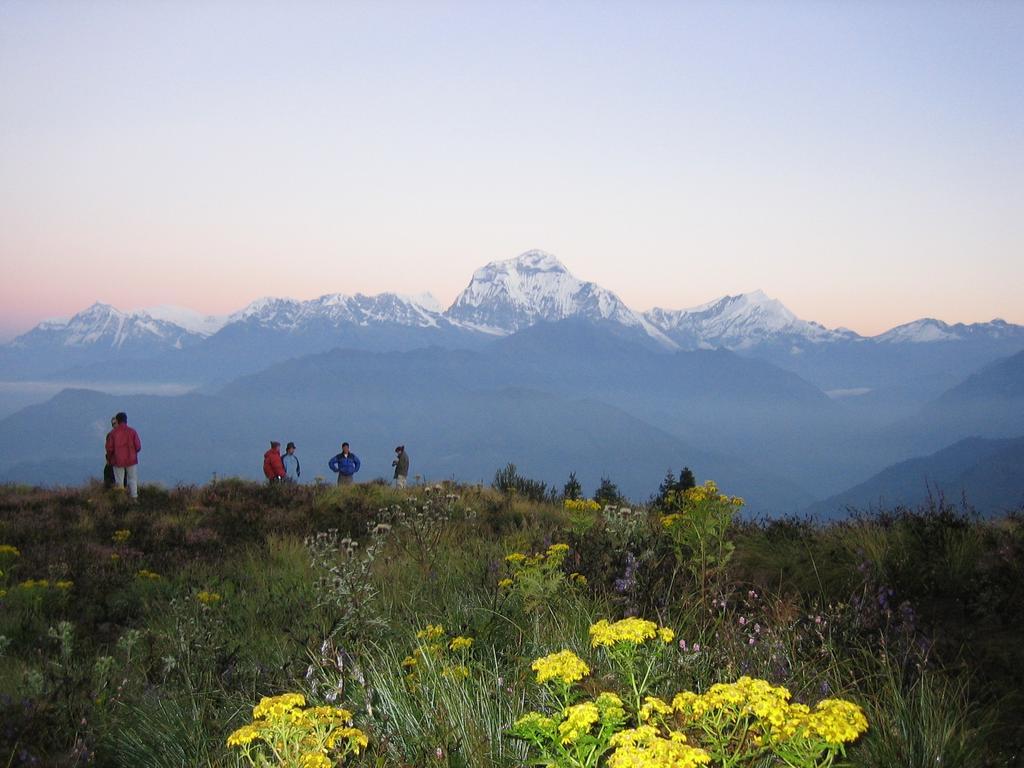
[1,1,1022,341]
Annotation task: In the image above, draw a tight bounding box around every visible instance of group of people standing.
[263,441,410,488]
[262,441,301,483]
[99,413,410,493]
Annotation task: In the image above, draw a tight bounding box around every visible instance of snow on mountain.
[9,252,1023,363]
[145,305,228,336]
[644,290,859,350]
[9,303,202,352]
[445,249,676,346]
[874,318,1024,344]
[226,292,448,332]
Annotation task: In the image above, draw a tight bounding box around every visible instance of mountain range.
[1,250,1022,515]
[5,250,1022,384]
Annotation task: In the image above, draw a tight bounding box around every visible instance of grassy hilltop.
[0,479,1021,767]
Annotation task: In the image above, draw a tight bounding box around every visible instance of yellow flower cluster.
[607,727,711,768]
[227,692,368,766]
[589,618,674,648]
[0,544,20,557]
[684,480,744,508]
[17,581,50,593]
[558,701,600,745]
[137,569,161,580]
[299,753,331,768]
[671,677,868,748]
[441,664,470,680]
[563,498,601,513]
[197,590,222,605]
[112,529,131,543]
[806,699,870,745]
[251,692,307,720]
[8,577,71,593]
[511,691,628,751]
[404,625,475,686]
[531,649,591,685]
[638,696,673,722]
[498,543,579,608]
[416,623,445,640]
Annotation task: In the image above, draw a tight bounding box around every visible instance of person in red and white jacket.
[105,412,142,498]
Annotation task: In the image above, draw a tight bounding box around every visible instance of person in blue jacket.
[329,442,361,486]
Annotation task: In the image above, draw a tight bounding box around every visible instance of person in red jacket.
[105,412,142,498]
[263,441,286,483]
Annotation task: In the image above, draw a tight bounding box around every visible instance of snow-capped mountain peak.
[9,302,203,353]
[444,250,673,345]
[644,290,857,350]
[875,318,957,344]
[873,318,1024,344]
[227,292,450,332]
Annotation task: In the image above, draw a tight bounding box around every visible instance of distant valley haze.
[1,251,1022,518]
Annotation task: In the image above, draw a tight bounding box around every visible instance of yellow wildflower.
[589,617,662,647]
[504,552,527,564]
[415,623,445,640]
[808,699,868,744]
[595,691,626,724]
[558,702,600,745]
[197,590,222,605]
[563,498,601,512]
[55,580,73,590]
[299,752,331,768]
[252,692,305,720]
[449,636,474,652]
[639,696,673,722]
[498,577,514,588]
[531,649,591,685]
[226,723,263,747]
[442,664,470,680]
[112,529,131,543]
[0,544,20,557]
[137,569,161,580]
[328,726,368,753]
[657,626,675,643]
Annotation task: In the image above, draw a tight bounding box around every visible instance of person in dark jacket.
[282,441,300,482]
[329,442,360,486]
[263,441,286,483]
[103,415,118,489]
[392,445,409,488]
[105,412,142,498]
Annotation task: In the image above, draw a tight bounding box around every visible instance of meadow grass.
[0,481,1019,767]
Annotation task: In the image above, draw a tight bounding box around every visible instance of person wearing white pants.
[114,464,139,498]
[105,412,142,499]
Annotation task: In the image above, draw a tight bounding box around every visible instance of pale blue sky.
[1,0,1021,339]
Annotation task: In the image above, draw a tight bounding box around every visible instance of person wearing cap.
[328,442,361,486]
[105,412,142,498]
[282,441,301,482]
[392,445,409,488]
[263,441,286,484]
